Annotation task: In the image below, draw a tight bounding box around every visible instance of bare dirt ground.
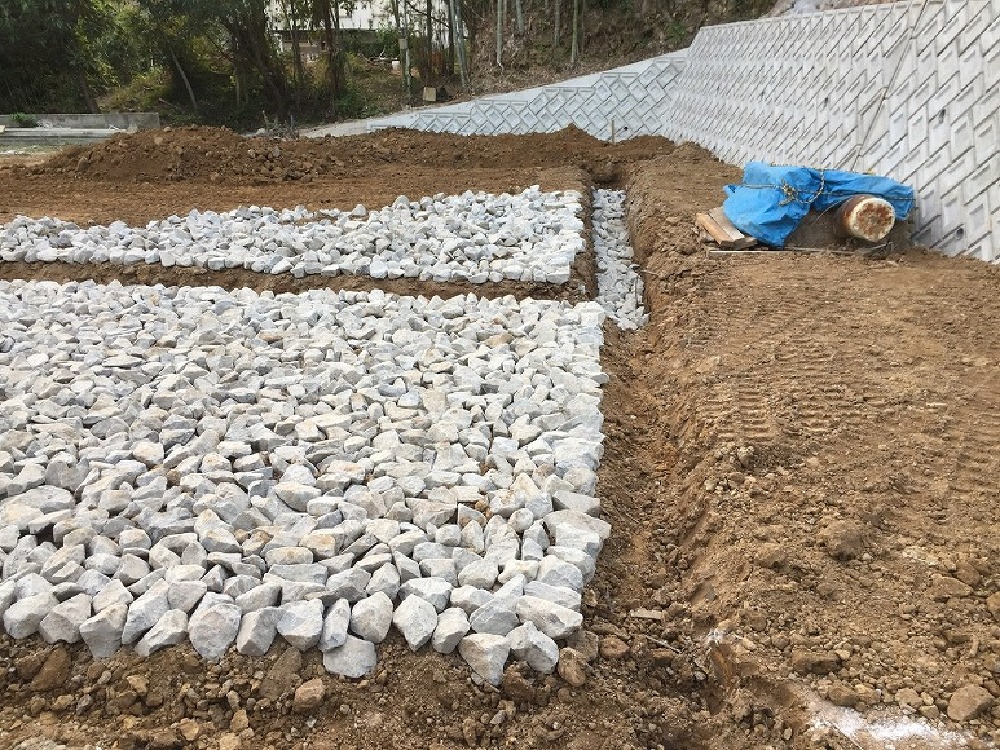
[0,127,665,225]
[2,128,999,750]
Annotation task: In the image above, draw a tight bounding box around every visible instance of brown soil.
[0,126,664,227]
[3,127,1000,750]
[0,164,592,228]
[625,154,1000,748]
[0,260,593,303]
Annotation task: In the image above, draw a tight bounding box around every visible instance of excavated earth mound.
[38,126,674,184]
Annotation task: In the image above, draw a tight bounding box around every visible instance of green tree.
[0,0,101,111]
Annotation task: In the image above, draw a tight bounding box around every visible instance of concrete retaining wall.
[360,1,997,262]
[0,128,120,149]
[0,112,159,130]
[663,0,999,262]
[361,53,688,141]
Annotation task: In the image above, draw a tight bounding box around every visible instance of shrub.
[11,113,40,128]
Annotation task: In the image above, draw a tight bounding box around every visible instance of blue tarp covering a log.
[722,163,916,247]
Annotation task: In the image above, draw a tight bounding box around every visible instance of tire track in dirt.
[628,153,1000,749]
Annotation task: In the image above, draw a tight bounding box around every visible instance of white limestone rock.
[277,599,324,650]
[459,633,510,685]
[323,635,377,678]
[188,595,241,660]
[392,593,437,650]
[135,609,189,656]
[79,603,128,658]
[432,607,471,654]
[349,592,393,643]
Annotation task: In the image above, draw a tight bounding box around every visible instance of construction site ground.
[1,127,999,750]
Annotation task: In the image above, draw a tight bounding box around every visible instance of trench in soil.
[0,166,730,750]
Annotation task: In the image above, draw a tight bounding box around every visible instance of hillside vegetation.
[1,0,771,129]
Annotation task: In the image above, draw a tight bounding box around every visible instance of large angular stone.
[93,579,134,612]
[470,597,520,636]
[392,594,437,650]
[326,568,371,603]
[458,559,499,589]
[235,582,281,613]
[400,577,452,612]
[320,598,350,652]
[79,603,128,658]
[39,593,92,644]
[236,607,283,657]
[188,595,241,660]
[450,586,493,616]
[507,621,559,674]
[552,490,600,517]
[515,595,583,639]
[536,556,584,591]
[366,563,400,600]
[523,581,581,611]
[323,635,377,678]
[277,599,324,650]
[167,580,208,613]
[3,592,58,638]
[349,592,393,643]
[121,580,170,645]
[135,609,189,656]
[543,510,610,541]
[432,607,470,654]
[459,634,510,685]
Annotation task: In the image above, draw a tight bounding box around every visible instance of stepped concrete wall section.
[363,1,997,262]
[0,128,122,149]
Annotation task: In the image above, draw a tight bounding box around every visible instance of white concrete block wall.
[357,1,997,260]
[663,0,999,261]
[366,52,687,141]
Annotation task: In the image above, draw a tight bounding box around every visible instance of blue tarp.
[722,163,916,247]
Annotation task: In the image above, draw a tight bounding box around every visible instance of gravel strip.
[593,189,647,330]
[0,280,607,683]
[0,188,585,285]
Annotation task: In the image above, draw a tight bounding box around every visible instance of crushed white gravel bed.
[0,280,608,683]
[593,189,647,330]
[0,187,585,285]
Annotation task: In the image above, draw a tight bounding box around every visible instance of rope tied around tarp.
[740,170,829,207]
[737,171,905,208]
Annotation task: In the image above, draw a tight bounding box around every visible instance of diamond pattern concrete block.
[370,2,996,261]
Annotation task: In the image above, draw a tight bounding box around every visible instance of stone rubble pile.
[0,188,585,285]
[592,190,647,330]
[0,280,609,684]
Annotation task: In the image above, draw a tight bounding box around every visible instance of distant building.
[265,0,395,58]
[265,0,453,57]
